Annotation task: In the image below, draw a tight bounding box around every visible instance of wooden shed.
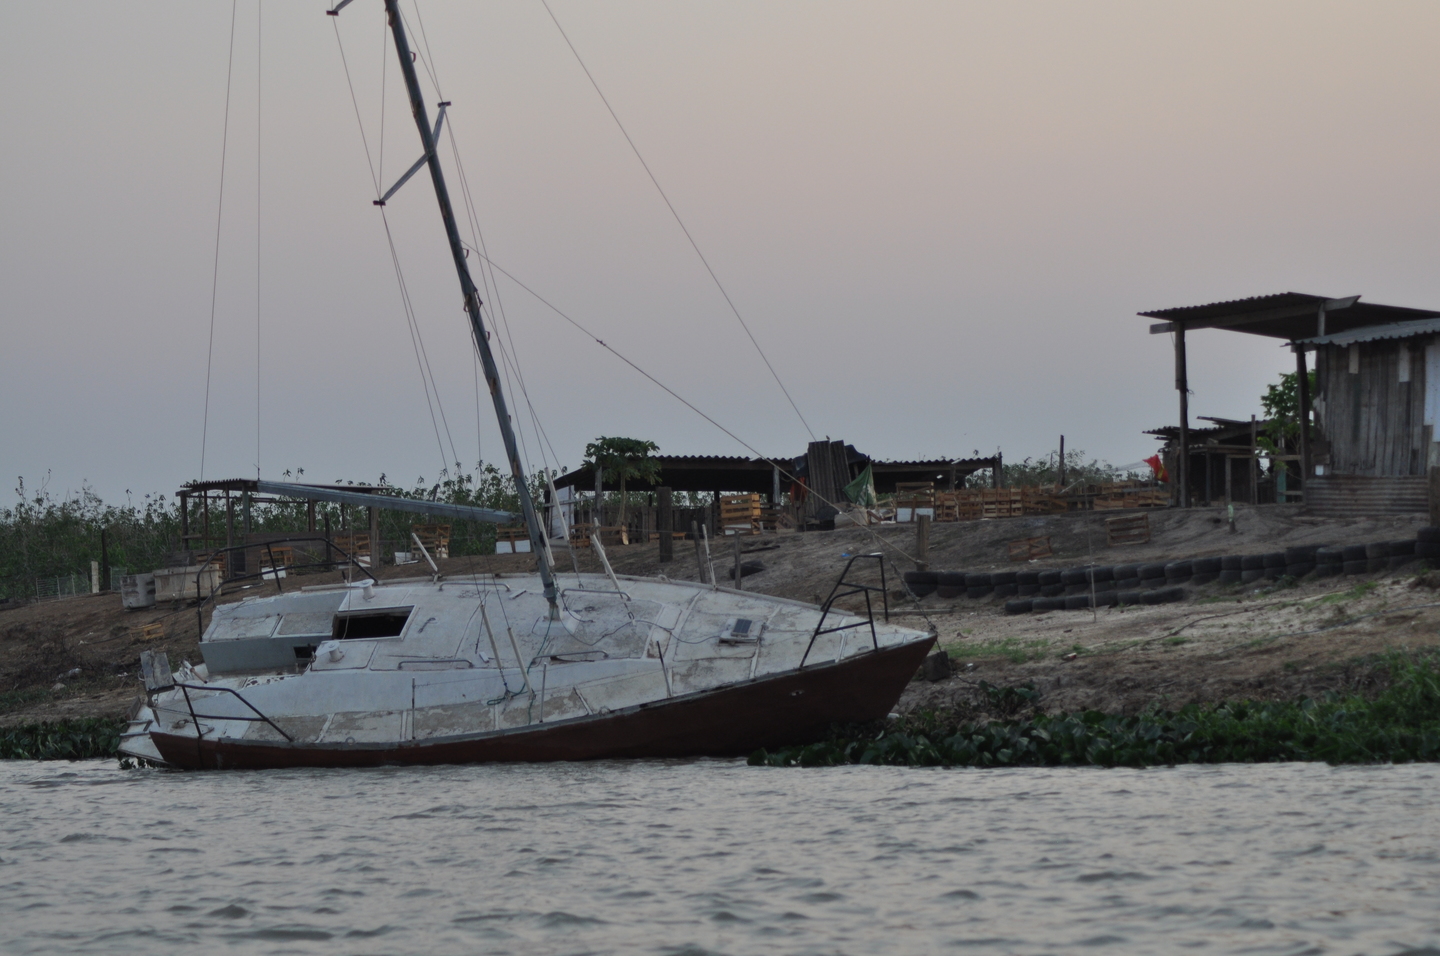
[1139,293,1440,514]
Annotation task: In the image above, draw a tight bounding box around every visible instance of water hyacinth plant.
[750,652,1440,769]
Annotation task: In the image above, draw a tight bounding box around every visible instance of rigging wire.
[331,10,459,478]
[459,248,919,563]
[255,0,263,480]
[200,0,240,481]
[537,0,818,444]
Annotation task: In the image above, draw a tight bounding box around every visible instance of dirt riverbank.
[2,503,1435,726]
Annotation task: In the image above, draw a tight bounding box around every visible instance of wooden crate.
[1008,535,1054,561]
[411,524,451,559]
[1106,513,1151,547]
[332,532,372,566]
[981,489,1023,519]
[1021,487,1066,515]
[720,494,761,535]
[894,482,936,522]
[131,622,164,642]
[495,525,532,554]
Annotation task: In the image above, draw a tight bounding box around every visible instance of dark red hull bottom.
[151,638,934,770]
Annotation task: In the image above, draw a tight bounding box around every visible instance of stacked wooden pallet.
[332,533,371,566]
[720,494,762,535]
[411,524,452,558]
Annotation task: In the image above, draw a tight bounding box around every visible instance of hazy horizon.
[5,1,1440,504]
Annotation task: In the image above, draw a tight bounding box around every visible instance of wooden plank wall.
[1316,338,1429,476]
[1307,474,1428,515]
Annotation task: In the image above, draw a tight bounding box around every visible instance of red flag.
[1145,454,1168,482]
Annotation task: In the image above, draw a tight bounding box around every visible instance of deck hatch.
[333,607,414,640]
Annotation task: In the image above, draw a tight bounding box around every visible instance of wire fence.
[0,567,128,606]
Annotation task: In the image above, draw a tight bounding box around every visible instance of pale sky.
[5,2,1440,503]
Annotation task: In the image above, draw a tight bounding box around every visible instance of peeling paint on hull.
[151,637,934,770]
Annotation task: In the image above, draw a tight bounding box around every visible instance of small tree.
[1257,370,1316,455]
[584,437,661,540]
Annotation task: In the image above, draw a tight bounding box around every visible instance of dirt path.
[3,503,1433,726]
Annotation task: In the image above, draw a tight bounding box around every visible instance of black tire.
[1315,547,1343,567]
[1016,570,1041,586]
[990,570,1018,586]
[1285,545,1321,564]
[1088,566,1115,583]
[1064,594,1092,610]
[936,585,964,600]
[1365,542,1388,559]
[937,571,965,587]
[1064,583,1089,596]
[1285,563,1315,580]
[1388,540,1416,557]
[1041,584,1066,598]
[1017,583,1041,597]
[966,572,993,588]
[1137,562,1168,581]
[1342,545,1367,562]
[1388,555,1417,571]
[1241,555,1265,571]
[1367,558,1387,574]
[1221,555,1244,571]
[993,583,1019,598]
[1116,590,1144,605]
[1262,552,1286,569]
[1343,560,1368,576]
[1093,577,1118,592]
[1193,556,1222,574]
[1111,564,1139,581]
[966,586,993,600]
[1164,560,1193,584]
[1142,586,1186,605]
[1038,569,1062,587]
[1263,565,1284,581]
[1417,541,1440,560]
[1241,569,1265,584]
[1418,527,1440,544]
[1032,596,1062,613]
[1114,577,1142,591]
[1094,591,1120,608]
[1190,572,1220,586]
[1217,569,1242,585]
[1004,599,1033,615]
[903,571,938,597]
[1315,563,1343,578]
[1061,568,1089,587]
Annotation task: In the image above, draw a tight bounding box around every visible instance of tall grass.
[0,465,553,601]
[751,652,1440,768]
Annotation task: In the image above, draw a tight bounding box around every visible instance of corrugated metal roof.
[1138,292,1440,341]
[1138,292,1326,321]
[1295,317,1440,347]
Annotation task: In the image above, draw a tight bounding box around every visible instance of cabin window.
[332,607,414,640]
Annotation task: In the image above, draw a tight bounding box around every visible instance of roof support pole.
[1175,324,1189,507]
[1296,344,1311,494]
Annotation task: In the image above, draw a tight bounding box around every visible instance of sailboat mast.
[383,0,558,614]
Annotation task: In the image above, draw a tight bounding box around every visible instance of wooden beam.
[1296,345,1311,491]
[1176,326,1190,507]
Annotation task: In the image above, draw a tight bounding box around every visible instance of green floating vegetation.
[751,653,1440,769]
[0,718,126,761]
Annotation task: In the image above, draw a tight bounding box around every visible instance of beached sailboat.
[119,1,933,769]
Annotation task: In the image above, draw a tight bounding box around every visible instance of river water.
[2,760,1438,956]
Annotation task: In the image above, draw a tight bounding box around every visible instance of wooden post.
[733,535,743,591]
[1296,344,1311,494]
[242,490,252,534]
[993,452,1003,489]
[100,528,110,592]
[772,464,780,506]
[1250,414,1259,505]
[915,514,931,571]
[691,520,705,581]
[369,505,380,570]
[1430,468,1440,527]
[179,492,189,546]
[1176,324,1189,508]
[1058,435,1066,489]
[225,493,235,552]
[657,487,674,564]
[202,494,210,554]
[594,467,603,528]
[307,500,316,533]
[324,513,334,570]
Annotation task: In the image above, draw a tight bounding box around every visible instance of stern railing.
[799,553,888,669]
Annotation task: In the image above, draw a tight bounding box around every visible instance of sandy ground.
[2,503,1434,726]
